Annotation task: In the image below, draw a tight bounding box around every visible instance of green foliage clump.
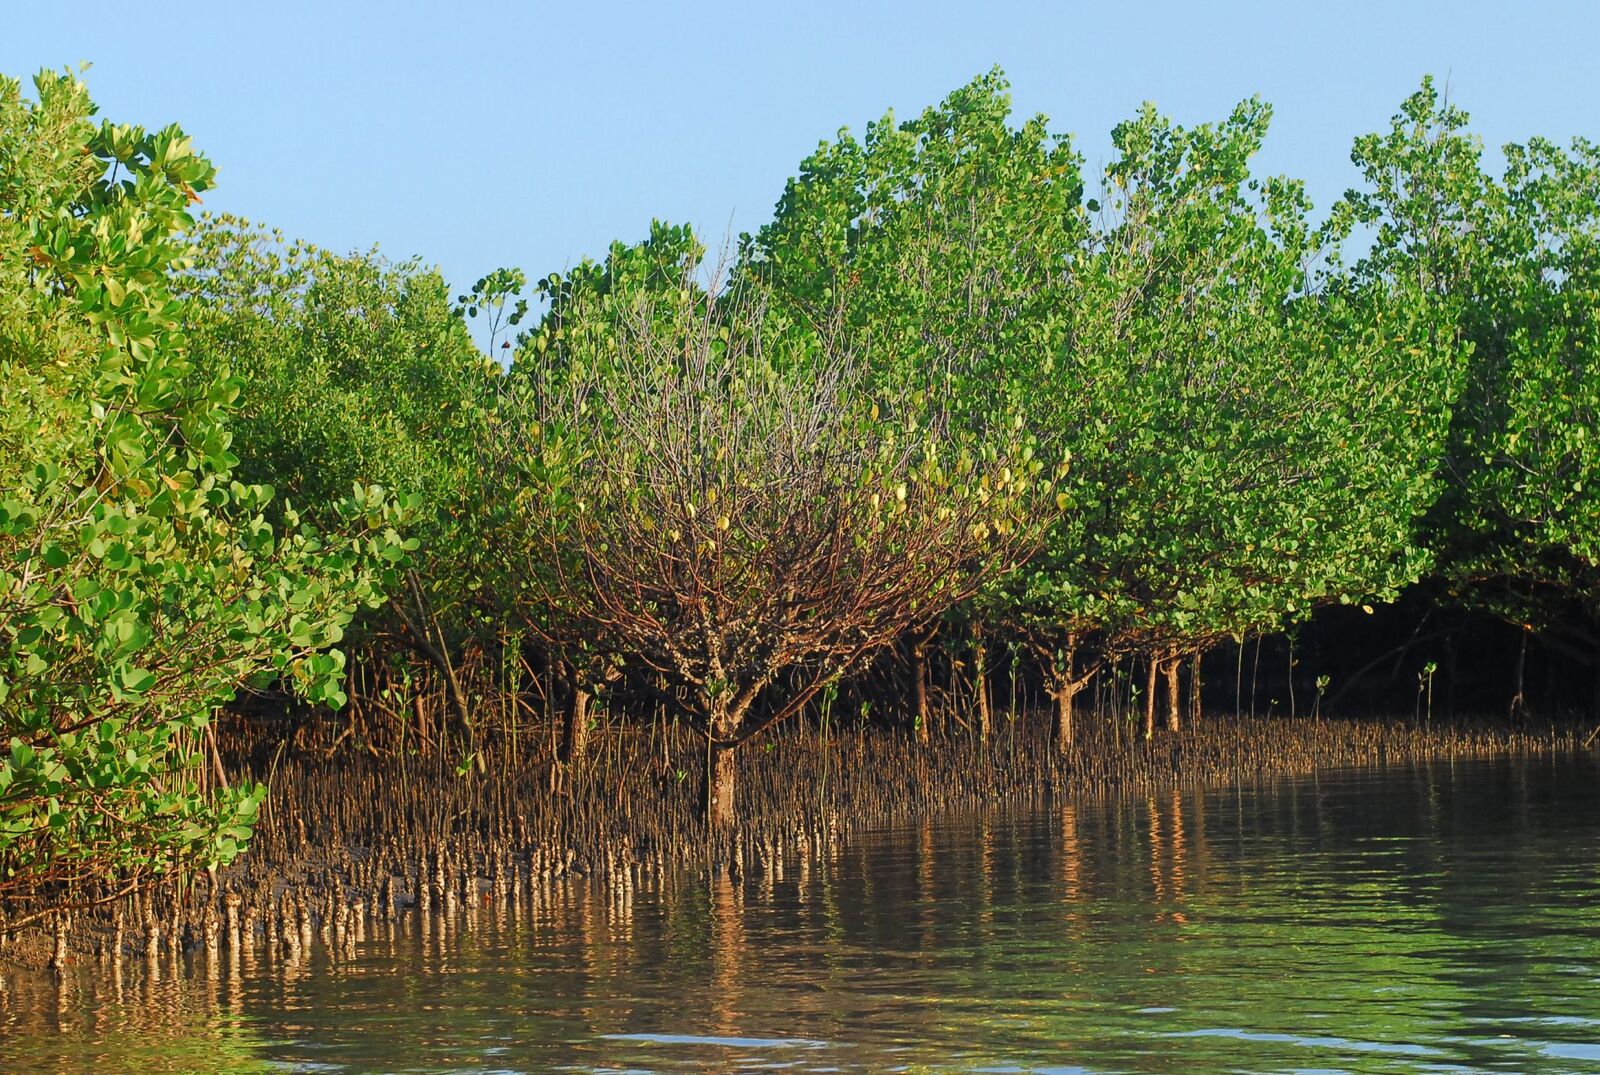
[1350,78,1600,651]
[180,218,494,630]
[0,71,411,899]
[744,72,1459,740]
[1058,99,1456,678]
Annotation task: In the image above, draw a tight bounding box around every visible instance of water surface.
[5,753,1600,1073]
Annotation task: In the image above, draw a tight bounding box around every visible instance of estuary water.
[3,753,1600,1073]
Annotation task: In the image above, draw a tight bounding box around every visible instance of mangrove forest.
[2,62,1599,963]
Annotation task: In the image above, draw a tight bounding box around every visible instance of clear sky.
[7,1,1597,312]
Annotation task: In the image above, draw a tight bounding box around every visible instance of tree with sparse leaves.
[491,234,1048,823]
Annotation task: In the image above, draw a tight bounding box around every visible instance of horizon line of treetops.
[1,63,1597,905]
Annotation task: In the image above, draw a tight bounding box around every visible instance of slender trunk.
[413,693,431,756]
[1287,635,1296,720]
[208,723,228,790]
[1234,640,1243,722]
[913,640,930,744]
[1510,627,1529,722]
[561,683,590,765]
[1143,656,1158,741]
[401,573,472,739]
[1164,652,1181,733]
[706,703,738,827]
[973,626,991,740]
[1250,636,1261,720]
[439,647,473,739]
[1189,652,1202,726]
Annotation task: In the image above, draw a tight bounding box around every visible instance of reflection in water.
[4,754,1600,1072]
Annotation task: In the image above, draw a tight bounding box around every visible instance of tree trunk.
[561,683,590,765]
[913,640,930,744]
[1510,627,1529,723]
[413,693,431,756]
[972,626,991,740]
[706,703,738,827]
[1287,635,1296,720]
[1165,653,1181,733]
[400,572,473,740]
[1143,657,1158,741]
[1055,683,1076,751]
[1189,651,1202,727]
[1050,638,1078,753]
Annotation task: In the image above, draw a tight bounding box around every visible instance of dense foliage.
[743,74,1460,743]
[0,62,1594,895]
[1348,78,1600,661]
[0,71,412,904]
[177,218,503,741]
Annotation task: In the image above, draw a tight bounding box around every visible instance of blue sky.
[7,2,1597,312]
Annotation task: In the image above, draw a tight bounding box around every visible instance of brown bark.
[1052,639,1078,753]
[912,639,931,744]
[561,684,590,765]
[1055,682,1076,751]
[1189,652,1202,726]
[397,571,472,739]
[973,628,991,740]
[1510,627,1530,722]
[1165,653,1181,733]
[1143,656,1158,741]
[706,703,738,827]
[412,693,431,756]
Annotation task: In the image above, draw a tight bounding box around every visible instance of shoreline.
[0,713,1584,974]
